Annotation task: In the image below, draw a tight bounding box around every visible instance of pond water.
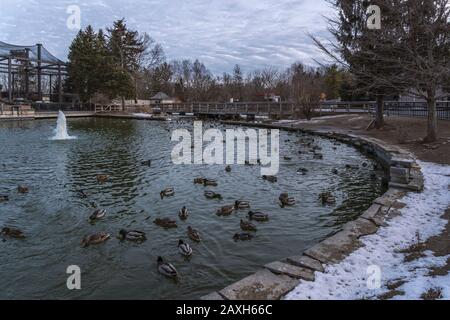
[0,117,384,299]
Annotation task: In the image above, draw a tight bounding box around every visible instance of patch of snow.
[285,161,450,300]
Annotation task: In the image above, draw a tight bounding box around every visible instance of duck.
[248,211,269,222]
[279,193,296,207]
[17,185,29,193]
[141,160,152,166]
[284,156,292,161]
[204,191,222,200]
[77,189,88,199]
[194,177,205,184]
[0,195,9,202]
[240,219,257,232]
[216,205,235,216]
[297,168,308,175]
[262,175,277,183]
[178,239,193,257]
[118,229,146,242]
[153,218,178,229]
[89,209,106,222]
[157,256,178,278]
[96,174,109,183]
[160,187,175,199]
[233,233,254,241]
[1,227,25,239]
[81,232,110,247]
[234,200,250,209]
[179,206,189,220]
[331,168,338,175]
[187,226,201,242]
[203,179,218,187]
[225,165,231,172]
[319,192,336,205]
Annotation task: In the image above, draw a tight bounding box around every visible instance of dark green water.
[0,117,383,299]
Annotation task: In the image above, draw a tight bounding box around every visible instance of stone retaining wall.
[201,121,424,300]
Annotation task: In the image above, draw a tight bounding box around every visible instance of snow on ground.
[286,161,450,300]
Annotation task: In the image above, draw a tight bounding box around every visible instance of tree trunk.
[121,96,125,112]
[375,95,384,129]
[425,94,437,142]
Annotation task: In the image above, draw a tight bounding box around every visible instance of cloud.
[0,0,334,73]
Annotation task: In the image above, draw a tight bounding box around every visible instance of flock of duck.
[0,131,376,279]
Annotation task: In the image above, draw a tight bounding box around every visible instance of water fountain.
[51,111,76,140]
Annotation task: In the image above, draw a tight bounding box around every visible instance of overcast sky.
[0,0,334,74]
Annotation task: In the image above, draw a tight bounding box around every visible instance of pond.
[0,117,384,299]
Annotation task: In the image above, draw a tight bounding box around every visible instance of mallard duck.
[204,191,222,200]
[141,160,152,166]
[89,209,106,221]
[203,179,218,187]
[178,239,193,257]
[262,175,277,183]
[240,219,257,232]
[81,232,110,247]
[1,227,25,239]
[118,229,146,242]
[194,177,205,184]
[17,185,29,193]
[157,256,178,277]
[153,218,178,228]
[233,233,254,241]
[160,187,175,199]
[234,200,250,209]
[96,174,109,183]
[216,205,234,216]
[187,226,201,242]
[179,206,189,220]
[225,165,231,172]
[0,195,9,202]
[77,189,88,199]
[248,211,269,221]
[319,192,336,205]
[279,193,296,207]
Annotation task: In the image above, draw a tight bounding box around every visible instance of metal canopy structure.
[0,41,67,103]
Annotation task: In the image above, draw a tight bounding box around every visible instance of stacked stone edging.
[201,121,424,300]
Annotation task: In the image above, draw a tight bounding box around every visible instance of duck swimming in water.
[248,211,269,222]
[203,179,218,187]
[319,192,336,205]
[17,185,29,193]
[77,190,88,199]
[216,205,235,216]
[157,256,178,278]
[279,193,296,207]
[225,165,231,172]
[1,227,25,239]
[154,218,178,229]
[81,232,110,247]
[141,160,152,167]
[187,226,201,242]
[262,175,277,183]
[240,219,257,232]
[234,200,250,209]
[96,174,109,183]
[0,195,9,202]
[89,209,106,222]
[204,191,222,200]
[118,229,146,242]
[179,206,189,220]
[178,239,193,257]
[194,177,205,184]
[233,233,254,241]
[160,187,175,199]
